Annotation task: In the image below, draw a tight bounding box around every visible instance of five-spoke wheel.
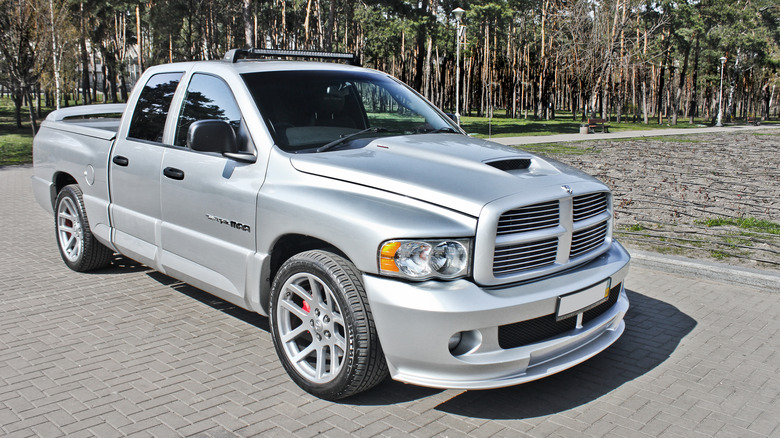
[270,250,387,400]
[57,193,84,263]
[276,272,348,384]
[54,185,113,271]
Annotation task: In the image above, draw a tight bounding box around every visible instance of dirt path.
[523,131,780,271]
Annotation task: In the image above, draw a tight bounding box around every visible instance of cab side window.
[127,72,183,142]
[175,74,242,148]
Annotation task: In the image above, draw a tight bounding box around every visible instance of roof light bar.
[224,48,359,65]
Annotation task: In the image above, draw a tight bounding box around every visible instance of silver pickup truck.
[32,49,630,400]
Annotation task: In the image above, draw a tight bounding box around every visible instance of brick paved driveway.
[2,165,778,437]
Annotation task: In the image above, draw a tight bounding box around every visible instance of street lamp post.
[716,56,727,127]
[453,7,465,126]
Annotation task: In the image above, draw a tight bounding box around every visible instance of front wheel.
[54,184,113,272]
[269,250,388,400]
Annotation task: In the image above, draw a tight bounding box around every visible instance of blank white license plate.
[556,280,611,320]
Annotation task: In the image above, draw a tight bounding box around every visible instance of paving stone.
[2,164,779,437]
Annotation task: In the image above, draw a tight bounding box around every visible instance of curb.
[626,247,780,292]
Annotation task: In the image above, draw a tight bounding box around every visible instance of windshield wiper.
[317,127,388,152]
[434,127,459,134]
[417,126,460,134]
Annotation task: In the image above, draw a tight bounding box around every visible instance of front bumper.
[363,241,630,390]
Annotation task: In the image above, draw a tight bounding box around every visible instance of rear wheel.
[55,184,113,271]
[269,250,387,400]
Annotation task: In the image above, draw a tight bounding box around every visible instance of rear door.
[109,71,183,268]
[159,72,263,304]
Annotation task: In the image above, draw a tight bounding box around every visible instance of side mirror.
[187,120,238,154]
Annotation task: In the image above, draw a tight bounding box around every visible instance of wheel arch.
[260,234,350,314]
[51,172,79,208]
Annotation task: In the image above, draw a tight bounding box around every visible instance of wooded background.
[2,0,779,133]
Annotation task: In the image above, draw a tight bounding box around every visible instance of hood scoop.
[486,158,532,172]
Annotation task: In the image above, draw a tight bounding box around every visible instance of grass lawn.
[0,99,38,166]
[460,109,727,138]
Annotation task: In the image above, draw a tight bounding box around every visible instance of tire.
[54,184,113,272]
[269,250,388,400]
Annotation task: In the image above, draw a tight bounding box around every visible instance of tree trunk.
[243,0,253,47]
[688,35,699,124]
[325,0,335,50]
[726,50,739,122]
[656,30,669,124]
[672,48,689,125]
[26,87,37,136]
[538,0,548,120]
[423,35,432,99]
[12,91,23,128]
[136,5,143,70]
[49,0,61,110]
[641,72,649,124]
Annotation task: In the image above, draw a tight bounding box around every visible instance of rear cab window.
[127,72,184,143]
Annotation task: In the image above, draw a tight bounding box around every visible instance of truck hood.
[290,134,606,217]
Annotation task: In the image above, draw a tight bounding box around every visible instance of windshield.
[242,70,459,152]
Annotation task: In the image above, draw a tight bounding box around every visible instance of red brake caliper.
[302,301,311,313]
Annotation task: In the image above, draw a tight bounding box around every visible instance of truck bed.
[32,103,126,227]
[42,103,126,139]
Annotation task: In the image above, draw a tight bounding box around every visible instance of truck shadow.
[146,270,271,332]
[429,289,697,419]
[140,266,696,413]
[341,290,696,411]
[84,254,154,274]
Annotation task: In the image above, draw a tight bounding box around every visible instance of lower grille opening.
[497,283,622,350]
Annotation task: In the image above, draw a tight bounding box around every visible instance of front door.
[159,73,262,304]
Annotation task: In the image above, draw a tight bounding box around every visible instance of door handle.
[112,155,129,166]
[163,167,185,180]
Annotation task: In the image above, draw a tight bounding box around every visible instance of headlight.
[379,239,470,280]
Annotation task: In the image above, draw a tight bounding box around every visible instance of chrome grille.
[573,192,607,222]
[571,222,608,258]
[493,238,558,276]
[496,201,559,236]
[487,191,611,282]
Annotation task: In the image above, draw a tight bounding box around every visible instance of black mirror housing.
[187,120,238,154]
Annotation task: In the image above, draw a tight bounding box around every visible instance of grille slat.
[495,253,558,266]
[493,238,558,275]
[497,221,558,233]
[571,239,604,258]
[498,213,559,227]
[573,233,605,250]
[494,259,557,275]
[570,222,608,258]
[573,192,607,222]
[496,201,559,236]
[572,224,607,243]
[501,206,560,218]
[494,258,558,274]
[494,239,559,256]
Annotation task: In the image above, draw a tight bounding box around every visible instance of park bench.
[587,118,610,133]
[746,116,760,126]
